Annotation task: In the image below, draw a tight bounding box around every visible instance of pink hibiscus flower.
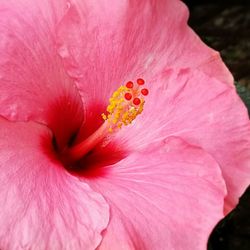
[0,0,249,249]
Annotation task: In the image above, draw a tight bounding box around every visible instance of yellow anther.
[101,113,107,120]
[102,80,148,132]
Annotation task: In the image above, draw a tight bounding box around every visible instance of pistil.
[66,122,110,162]
[65,79,149,163]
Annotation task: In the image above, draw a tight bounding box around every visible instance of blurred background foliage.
[183,0,250,249]
[185,0,250,112]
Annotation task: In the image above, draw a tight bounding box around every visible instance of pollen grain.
[102,79,149,131]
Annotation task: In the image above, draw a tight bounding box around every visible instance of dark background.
[185,0,250,87]
[183,1,250,249]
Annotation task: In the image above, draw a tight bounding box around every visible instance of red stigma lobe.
[133,98,141,105]
[126,81,134,88]
[137,78,145,85]
[141,88,149,96]
[124,93,132,100]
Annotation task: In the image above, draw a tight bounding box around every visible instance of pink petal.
[116,68,250,212]
[56,0,232,104]
[84,137,226,250]
[0,117,109,249]
[0,0,84,149]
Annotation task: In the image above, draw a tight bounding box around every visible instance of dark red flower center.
[45,79,148,178]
